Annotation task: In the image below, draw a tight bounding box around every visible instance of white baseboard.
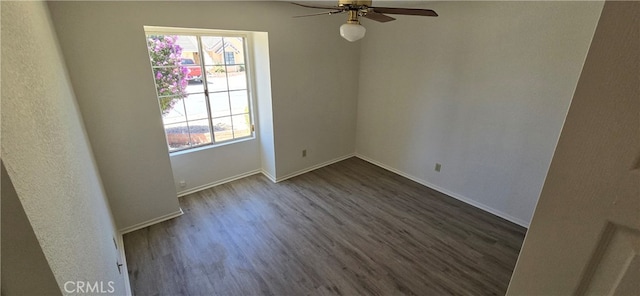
[355,154,530,228]
[261,169,277,183]
[275,153,355,183]
[118,208,184,234]
[117,234,133,296]
[177,169,262,197]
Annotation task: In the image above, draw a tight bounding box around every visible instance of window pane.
[209,92,231,118]
[152,67,187,97]
[147,35,200,61]
[161,97,186,124]
[188,119,212,146]
[229,90,249,115]
[183,93,208,121]
[181,61,203,84]
[147,31,254,154]
[212,117,233,142]
[224,52,235,64]
[225,64,245,74]
[184,80,204,93]
[164,123,191,151]
[227,69,247,90]
[232,114,251,138]
[148,35,203,96]
[147,35,186,67]
[223,37,245,65]
[200,36,225,66]
[205,66,228,92]
[172,35,201,63]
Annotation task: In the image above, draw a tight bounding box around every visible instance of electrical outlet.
[179,180,187,188]
[302,149,307,157]
[435,163,442,172]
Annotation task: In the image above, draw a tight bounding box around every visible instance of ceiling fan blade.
[291,2,342,10]
[363,11,396,23]
[293,10,345,18]
[370,7,438,17]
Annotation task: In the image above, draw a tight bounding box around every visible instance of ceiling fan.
[292,0,438,42]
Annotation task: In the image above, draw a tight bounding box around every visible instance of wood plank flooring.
[124,157,526,295]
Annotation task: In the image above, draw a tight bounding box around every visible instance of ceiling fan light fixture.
[292,1,438,41]
[340,23,366,42]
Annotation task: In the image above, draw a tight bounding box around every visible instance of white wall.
[47,1,360,229]
[267,3,360,178]
[2,162,60,295]
[253,32,278,180]
[170,139,261,195]
[41,0,604,232]
[355,1,603,226]
[507,1,639,293]
[1,1,125,293]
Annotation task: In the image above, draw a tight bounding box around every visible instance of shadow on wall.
[1,161,61,295]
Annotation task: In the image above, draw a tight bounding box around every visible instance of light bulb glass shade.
[340,23,366,42]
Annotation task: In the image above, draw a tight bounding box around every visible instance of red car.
[181,58,202,82]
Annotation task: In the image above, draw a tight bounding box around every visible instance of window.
[145,30,254,153]
[224,52,235,65]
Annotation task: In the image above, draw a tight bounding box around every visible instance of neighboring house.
[177,35,245,74]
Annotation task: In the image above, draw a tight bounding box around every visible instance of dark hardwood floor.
[124,157,526,295]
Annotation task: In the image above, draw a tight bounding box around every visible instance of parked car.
[181,58,202,82]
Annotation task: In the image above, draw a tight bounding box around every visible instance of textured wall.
[1,1,126,293]
[355,1,603,226]
[1,162,61,295]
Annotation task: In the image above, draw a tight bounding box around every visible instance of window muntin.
[145,32,254,153]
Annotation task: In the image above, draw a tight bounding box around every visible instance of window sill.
[169,136,256,157]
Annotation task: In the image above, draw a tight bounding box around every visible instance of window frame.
[144,27,257,154]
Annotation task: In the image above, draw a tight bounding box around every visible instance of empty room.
[2,0,638,295]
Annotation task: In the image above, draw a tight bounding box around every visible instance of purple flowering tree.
[147,35,189,114]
